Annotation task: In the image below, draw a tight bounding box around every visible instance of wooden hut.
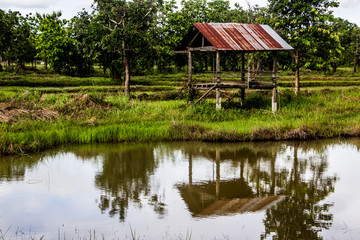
[174,23,293,110]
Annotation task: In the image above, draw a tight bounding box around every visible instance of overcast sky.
[1,0,360,26]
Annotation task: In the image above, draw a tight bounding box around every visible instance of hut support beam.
[195,84,217,104]
[216,50,221,110]
[272,52,278,112]
[188,50,193,101]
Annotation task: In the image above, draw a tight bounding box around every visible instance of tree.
[267,0,339,95]
[0,10,16,71]
[13,13,37,71]
[69,10,96,75]
[34,12,66,70]
[0,10,36,72]
[35,12,92,75]
[93,0,160,96]
[305,24,343,73]
[329,17,359,72]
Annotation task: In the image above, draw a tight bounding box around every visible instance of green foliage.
[1,0,358,77]
[329,17,360,70]
[34,12,93,76]
[268,0,340,69]
[68,10,96,75]
[243,91,271,109]
[0,10,36,71]
[92,0,161,94]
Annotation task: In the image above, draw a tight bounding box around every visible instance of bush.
[243,91,271,109]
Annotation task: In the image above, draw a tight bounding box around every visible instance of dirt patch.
[342,95,360,102]
[0,108,58,123]
[282,128,309,140]
[57,94,112,116]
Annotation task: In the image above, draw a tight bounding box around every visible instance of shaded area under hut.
[174,23,293,110]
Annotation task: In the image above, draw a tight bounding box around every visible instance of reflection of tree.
[261,144,337,240]
[94,145,164,221]
[346,138,360,151]
[0,153,45,181]
[177,141,337,238]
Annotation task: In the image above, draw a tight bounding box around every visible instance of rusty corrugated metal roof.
[178,23,293,51]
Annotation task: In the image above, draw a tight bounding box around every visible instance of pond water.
[1,139,360,239]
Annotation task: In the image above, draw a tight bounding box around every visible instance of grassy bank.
[1,69,360,155]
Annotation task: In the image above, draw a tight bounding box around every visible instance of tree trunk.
[293,49,300,96]
[123,40,131,96]
[331,63,337,73]
[45,59,48,70]
[110,66,115,79]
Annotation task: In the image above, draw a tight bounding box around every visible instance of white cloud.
[339,0,360,8]
[0,0,56,9]
[1,0,359,25]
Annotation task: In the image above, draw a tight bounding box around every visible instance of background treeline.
[0,0,359,79]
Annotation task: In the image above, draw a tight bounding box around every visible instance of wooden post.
[272,52,278,112]
[247,54,251,88]
[188,50,193,101]
[240,52,245,104]
[272,88,277,112]
[216,50,221,110]
[294,49,300,96]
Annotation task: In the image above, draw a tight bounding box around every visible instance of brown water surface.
[1,139,360,239]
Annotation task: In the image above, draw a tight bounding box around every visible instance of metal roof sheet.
[180,23,293,51]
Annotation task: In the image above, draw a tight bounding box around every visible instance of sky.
[0,0,360,26]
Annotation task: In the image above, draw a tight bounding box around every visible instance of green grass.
[1,68,360,154]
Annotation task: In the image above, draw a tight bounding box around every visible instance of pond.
[1,139,360,239]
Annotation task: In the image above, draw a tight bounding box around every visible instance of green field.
[1,67,360,155]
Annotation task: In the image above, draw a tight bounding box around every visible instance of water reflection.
[177,141,337,240]
[70,144,165,221]
[0,152,47,181]
[177,143,282,217]
[0,140,353,239]
[262,144,337,239]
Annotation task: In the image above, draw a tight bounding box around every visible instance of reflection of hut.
[174,23,293,110]
[178,181,284,217]
[178,147,285,217]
